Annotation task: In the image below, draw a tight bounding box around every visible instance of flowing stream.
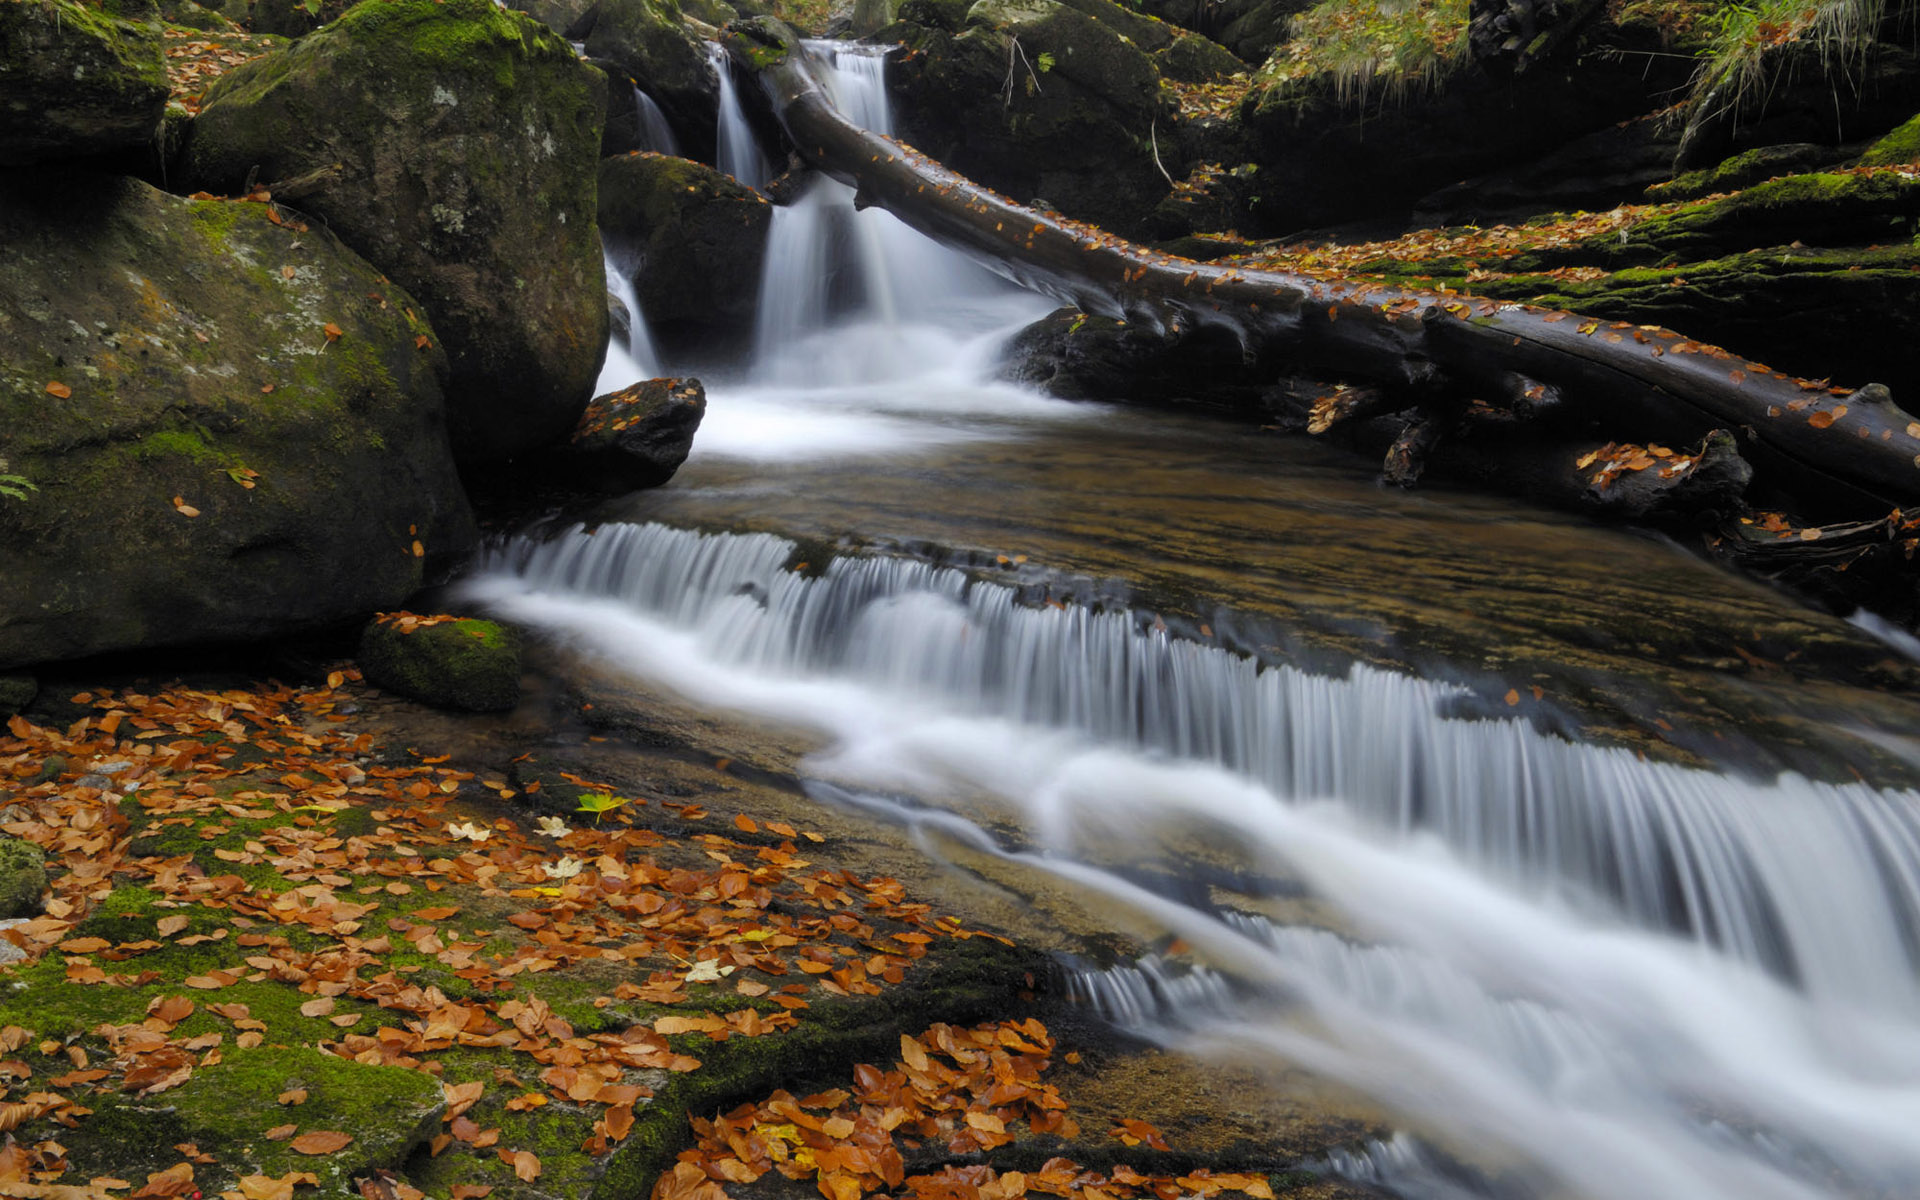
[490,44,1920,1200]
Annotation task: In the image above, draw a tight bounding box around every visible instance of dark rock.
[1133,0,1307,62]
[887,0,1179,235]
[598,152,771,356]
[583,0,721,165]
[505,0,602,38]
[0,173,474,670]
[180,0,609,465]
[1675,39,1920,172]
[249,0,352,36]
[1001,307,1271,412]
[0,836,45,920]
[157,0,239,32]
[561,377,707,490]
[1415,112,1683,225]
[0,0,168,167]
[358,615,523,712]
[0,674,34,717]
[1237,7,1697,235]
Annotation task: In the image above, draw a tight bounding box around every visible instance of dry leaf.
[289,1130,353,1155]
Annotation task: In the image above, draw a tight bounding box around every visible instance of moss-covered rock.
[1155,28,1244,82]
[249,0,353,36]
[65,1046,444,1194]
[885,0,1178,234]
[358,615,524,712]
[0,835,46,919]
[599,152,771,355]
[1644,142,1837,203]
[1858,112,1920,168]
[583,0,720,165]
[0,173,475,670]
[0,0,169,166]
[181,0,610,464]
[157,0,239,31]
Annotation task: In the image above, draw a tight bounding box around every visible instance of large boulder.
[581,0,719,164]
[180,0,609,464]
[0,0,169,167]
[598,151,770,355]
[0,174,475,669]
[886,0,1179,235]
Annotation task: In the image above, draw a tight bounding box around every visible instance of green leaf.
[574,791,631,825]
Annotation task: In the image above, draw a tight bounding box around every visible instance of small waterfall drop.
[631,85,679,155]
[467,522,1920,1200]
[709,43,772,192]
[595,249,659,396]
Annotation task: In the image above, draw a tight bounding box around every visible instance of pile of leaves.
[162,28,283,116]
[0,673,1010,1196]
[666,1019,1278,1200]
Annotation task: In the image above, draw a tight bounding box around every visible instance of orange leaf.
[278,1089,308,1105]
[264,1124,297,1141]
[289,1130,353,1154]
[1808,410,1836,429]
[322,323,343,343]
[511,1150,541,1181]
[44,381,71,399]
[733,814,758,834]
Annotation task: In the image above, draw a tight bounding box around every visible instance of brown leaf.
[299,997,336,1018]
[264,1125,297,1141]
[277,1089,308,1105]
[156,916,190,937]
[510,1151,540,1182]
[290,1130,354,1154]
[1809,410,1836,430]
[172,497,202,519]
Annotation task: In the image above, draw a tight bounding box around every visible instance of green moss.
[1253,0,1469,107]
[358,617,524,712]
[0,836,46,919]
[1860,113,1920,168]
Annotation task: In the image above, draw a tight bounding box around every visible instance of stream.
[470,44,1920,1200]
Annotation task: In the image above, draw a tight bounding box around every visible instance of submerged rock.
[598,152,770,355]
[181,0,609,464]
[358,614,524,712]
[0,0,168,167]
[0,174,474,670]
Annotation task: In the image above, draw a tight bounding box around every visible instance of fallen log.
[724,19,1920,519]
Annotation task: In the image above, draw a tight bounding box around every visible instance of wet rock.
[0,835,46,920]
[180,0,609,464]
[248,0,353,36]
[0,173,474,670]
[1002,307,1272,412]
[598,151,771,356]
[1155,28,1246,82]
[566,377,706,490]
[1414,112,1684,225]
[358,615,523,712]
[886,0,1179,235]
[582,0,721,164]
[0,0,168,167]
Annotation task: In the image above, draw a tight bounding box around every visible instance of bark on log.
[726,20,1920,517]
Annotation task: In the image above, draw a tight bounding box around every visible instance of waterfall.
[631,85,679,156]
[709,43,772,192]
[595,249,659,396]
[467,522,1920,1200]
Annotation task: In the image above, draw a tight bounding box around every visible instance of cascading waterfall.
[466,520,1920,1200]
[689,40,1069,460]
[595,249,660,395]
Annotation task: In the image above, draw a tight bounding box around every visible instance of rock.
[1236,4,1697,234]
[0,173,474,670]
[852,0,899,36]
[887,0,1178,234]
[598,152,771,355]
[506,0,602,38]
[1645,142,1841,204]
[1155,29,1245,82]
[156,0,239,32]
[0,835,46,920]
[0,0,168,167]
[1415,112,1684,225]
[564,377,706,490]
[582,0,720,165]
[1001,307,1272,411]
[1132,0,1305,62]
[249,0,352,36]
[0,673,33,717]
[358,614,523,712]
[181,0,609,464]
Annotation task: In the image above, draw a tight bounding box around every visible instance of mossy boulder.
[0,173,474,670]
[598,152,770,355]
[358,615,524,711]
[1155,28,1245,82]
[180,0,610,464]
[156,0,238,31]
[886,0,1178,234]
[0,0,169,166]
[1132,0,1305,62]
[0,836,46,919]
[583,0,720,164]
[1645,143,1837,203]
[65,1046,444,1193]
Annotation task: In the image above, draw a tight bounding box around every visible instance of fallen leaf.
[44,381,71,399]
[322,323,343,343]
[290,1130,353,1154]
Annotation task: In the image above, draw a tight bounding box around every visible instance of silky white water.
[467,520,1920,1200]
[487,42,1920,1200]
